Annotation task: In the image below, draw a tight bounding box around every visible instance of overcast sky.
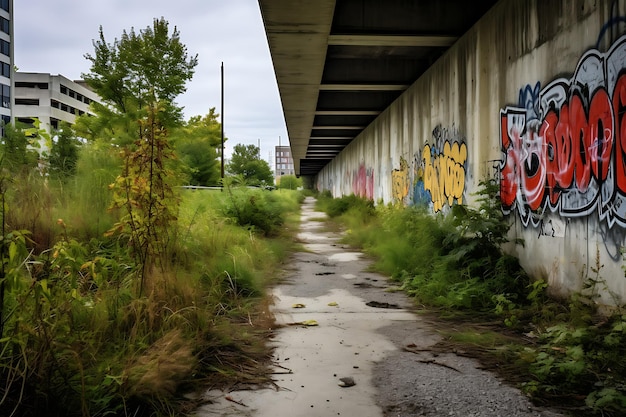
[13,0,288,163]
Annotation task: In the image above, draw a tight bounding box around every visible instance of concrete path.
[195,197,563,417]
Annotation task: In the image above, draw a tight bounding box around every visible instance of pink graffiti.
[353,163,374,200]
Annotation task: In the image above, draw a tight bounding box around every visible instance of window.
[1,83,9,108]
[0,62,8,78]
[17,117,35,127]
[15,82,48,89]
[0,17,8,35]
[0,0,8,12]
[0,114,9,138]
[60,85,68,95]
[0,39,9,57]
[15,98,39,105]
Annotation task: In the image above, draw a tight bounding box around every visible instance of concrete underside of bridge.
[258,0,498,177]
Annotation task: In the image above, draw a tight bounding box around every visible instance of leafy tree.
[227,144,273,185]
[172,108,222,186]
[82,17,198,129]
[49,122,81,178]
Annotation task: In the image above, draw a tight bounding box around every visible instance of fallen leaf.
[292,303,306,308]
[225,396,248,407]
[338,376,356,387]
[300,319,319,326]
[327,302,338,307]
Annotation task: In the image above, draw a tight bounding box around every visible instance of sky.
[13,0,288,163]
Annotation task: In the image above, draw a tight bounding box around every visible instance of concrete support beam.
[328,34,457,47]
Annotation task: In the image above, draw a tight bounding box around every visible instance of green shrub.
[221,187,284,236]
[318,179,529,311]
[316,193,374,218]
[277,174,302,190]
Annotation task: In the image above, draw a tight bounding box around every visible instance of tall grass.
[315,184,529,311]
[0,161,301,416]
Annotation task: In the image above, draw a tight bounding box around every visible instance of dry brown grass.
[125,329,196,398]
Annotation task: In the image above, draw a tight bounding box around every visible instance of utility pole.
[220,62,225,180]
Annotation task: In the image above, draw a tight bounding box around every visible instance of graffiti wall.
[313,0,626,303]
[420,125,468,212]
[500,35,626,232]
[392,157,410,203]
[388,125,468,211]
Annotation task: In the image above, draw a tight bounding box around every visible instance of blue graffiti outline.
[517,82,541,121]
[596,16,626,49]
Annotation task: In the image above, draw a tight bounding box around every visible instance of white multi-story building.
[13,72,101,133]
[0,0,13,132]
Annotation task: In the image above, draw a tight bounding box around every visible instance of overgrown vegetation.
[276,175,302,190]
[0,17,302,417]
[315,181,626,416]
[0,182,300,416]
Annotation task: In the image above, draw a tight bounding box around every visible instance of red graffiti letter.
[613,74,626,194]
[569,94,592,191]
[500,113,519,209]
[588,88,614,183]
[542,110,561,205]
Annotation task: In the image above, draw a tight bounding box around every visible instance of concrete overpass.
[259,0,626,309]
[258,0,498,177]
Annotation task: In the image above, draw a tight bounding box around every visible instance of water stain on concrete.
[328,252,362,262]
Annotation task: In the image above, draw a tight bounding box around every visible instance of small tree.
[0,122,39,174]
[84,18,198,295]
[172,108,222,186]
[49,122,81,179]
[277,175,301,190]
[227,144,273,185]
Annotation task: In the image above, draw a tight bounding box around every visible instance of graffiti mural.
[420,124,468,213]
[500,34,626,230]
[412,148,431,207]
[392,157,410,203]
[352,163,375,200]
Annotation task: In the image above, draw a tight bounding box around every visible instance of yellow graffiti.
[391,157,410,203]
[423,141,467,212]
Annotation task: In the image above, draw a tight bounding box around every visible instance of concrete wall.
[315,0,626,304]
